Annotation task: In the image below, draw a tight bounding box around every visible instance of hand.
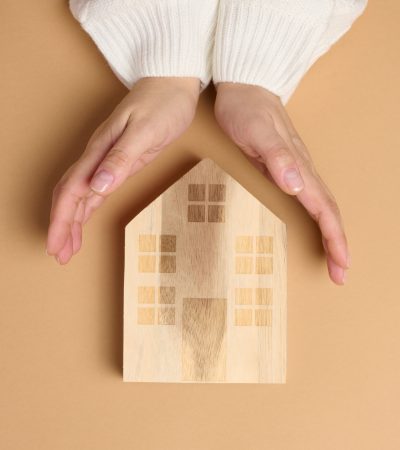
[214,82,350,285]
[46,77,200,264]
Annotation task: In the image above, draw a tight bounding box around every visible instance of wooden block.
[124,158,287,383]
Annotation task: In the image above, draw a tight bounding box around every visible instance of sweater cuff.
[280,0,368,104]
[212,0,334,103]
[69,0,218,94]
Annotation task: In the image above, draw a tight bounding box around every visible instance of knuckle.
[325,195,340,215]
[53,178,70,197]
[128,111,155,135]
[104,147,130,169]
[265,145,294,168]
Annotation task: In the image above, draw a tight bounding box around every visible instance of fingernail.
[90,170,114,193]
[342,270,347,284]
[55,255,60,264]
[284,168,304,193]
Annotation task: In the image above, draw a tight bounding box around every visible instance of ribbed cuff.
[280,0,368,103]
[212,0,334,104]
[70,0,218,94]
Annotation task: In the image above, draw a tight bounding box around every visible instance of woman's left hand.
[214,82,350,285]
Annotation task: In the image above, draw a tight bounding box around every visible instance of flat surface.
[123,159,286,383]
[1,0,400,448]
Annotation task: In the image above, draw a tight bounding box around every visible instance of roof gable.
[126,158,285,229]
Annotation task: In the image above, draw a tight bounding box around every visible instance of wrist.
[137,76,200,98]
[215,82,282,105]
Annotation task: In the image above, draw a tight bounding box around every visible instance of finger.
[47,186,81,256]
[324,236,348,285]
[46,120,122,257]
[295,178,349,269]
[242,152,275,184]
[273,114,350,270]
[327,254,347,285]
[71,198,85,254]
[55,233,74,265]
[246,116,305,195]
[82,192,105,224]
[89,121,154,196]
[129,149,162,176]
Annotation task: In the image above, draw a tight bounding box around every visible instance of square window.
[159,286,175,304]
[159,255,176,273]
[160,234,176,252]
[137,307,155,325]
[208,205,225,223]
[208,184,226,202]
[235,256,253,274]
[138,286,155,304]
[254,309,271,326]
[235,309,252,326]
[255,257,273,274]
[188,184,205,201]
[138,234,156,252]
[188,205,205,222]
[255,288,273,305]
[235,236,253,253]
[235,288,252,305]
[256,236,273,254]
[138,255,156,272]
[158,307,175,325]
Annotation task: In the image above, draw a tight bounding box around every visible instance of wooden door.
[182,298,227,382]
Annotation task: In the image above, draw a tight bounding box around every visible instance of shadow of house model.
[123,158,287,383]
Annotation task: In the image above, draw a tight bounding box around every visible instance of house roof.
[126,157,289,228]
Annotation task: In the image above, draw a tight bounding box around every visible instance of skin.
[46,77,350,285]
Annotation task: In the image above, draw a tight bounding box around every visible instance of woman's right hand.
[46,77,201,265]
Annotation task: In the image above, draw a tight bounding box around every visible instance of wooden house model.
[123,158,287,383]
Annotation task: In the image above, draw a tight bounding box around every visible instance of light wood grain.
[123,158,287,383]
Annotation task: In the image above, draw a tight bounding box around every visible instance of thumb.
[89,121,152,195]
[251,123,305,195]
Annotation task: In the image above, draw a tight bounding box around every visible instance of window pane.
[188,184,205,201]
[208,184,226,202]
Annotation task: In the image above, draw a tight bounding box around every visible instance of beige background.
[1,1,399,448]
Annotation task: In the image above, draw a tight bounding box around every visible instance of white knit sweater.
[69,0,368,104]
